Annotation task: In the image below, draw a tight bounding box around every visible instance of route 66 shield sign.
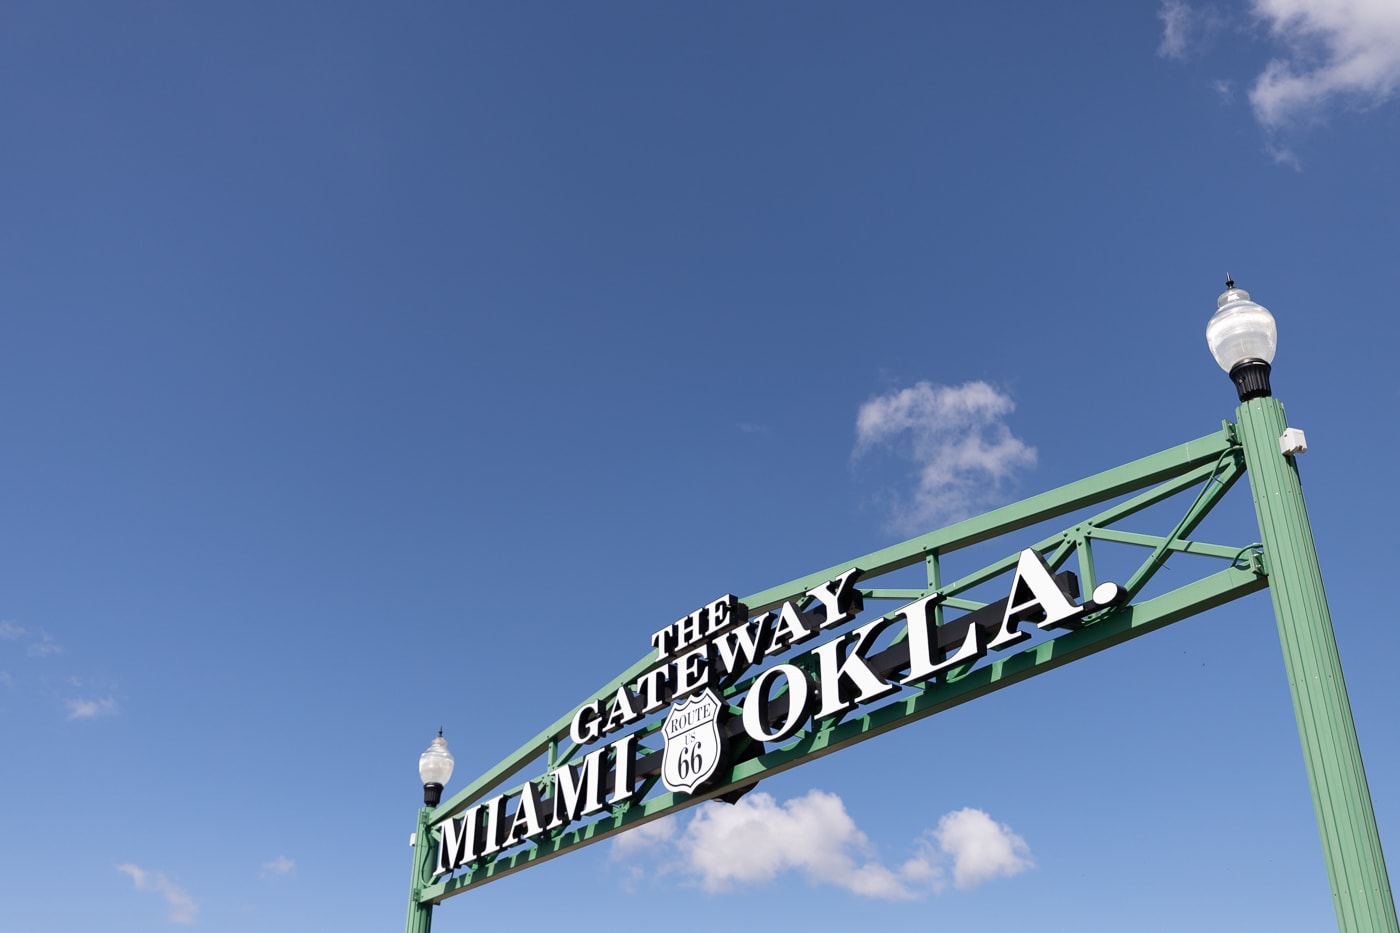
[661,688,727,794]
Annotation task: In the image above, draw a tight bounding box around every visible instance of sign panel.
[660,688,725,794]
[431,547,1126,878]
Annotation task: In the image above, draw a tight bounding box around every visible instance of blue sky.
[2,2,1399,930]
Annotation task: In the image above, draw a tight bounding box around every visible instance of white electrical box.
[1279,427,1308,456]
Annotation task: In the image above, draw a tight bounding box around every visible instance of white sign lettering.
[432,548,1123,877]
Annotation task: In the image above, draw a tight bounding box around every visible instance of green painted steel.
[416,563,1265,905]
[1236,397,1398,932]
[406,409,1397,931]
[737,429,1235,615]
[404,807,435,933]
[411,426,1275,915]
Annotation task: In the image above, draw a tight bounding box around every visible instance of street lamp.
[1206,277,1277,401]
[1215,280,1398,932]
[407,730,454,933]
[419,730,455,808]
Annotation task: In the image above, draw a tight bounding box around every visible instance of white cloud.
[854,381,1036,533]
[67,696,118,720]
[117,863,198,924]
[609,815,678,859]
[1266,140,1304,169]
[1248,0,1400,127]
[261,855,296,878]
[680,790,911,898]
[1157,1,1225,60]
[28,632,62,657]
[0,620,24,639]
[610,816,681,891]
[1159,0,1195,59]
[611,790,1033,899]
[932,807,1035,889]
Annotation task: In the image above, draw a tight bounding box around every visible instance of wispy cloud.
[117,863,198,924]
[611,790,1032,899]
[1249,0,1400,128]
[28,632,62,657]
[67,696,119,720]
[2,621,63,657]
[610,815,679,859]
[1266,141,1304,170]
[853,381,1035,533]
[1159,0,1196,59]
[1157,1,1226,60]
[609,816,681,891]
[261,855,296,878]
[1157,1,1400,157]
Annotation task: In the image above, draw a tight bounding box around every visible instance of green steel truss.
[413,425,1271,908]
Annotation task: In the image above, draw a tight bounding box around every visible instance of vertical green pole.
[1237,395,1397,932]
[405,808,435,933]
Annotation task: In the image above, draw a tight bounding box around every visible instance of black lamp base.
[423,783,444,808]
[1229,360,1272,402]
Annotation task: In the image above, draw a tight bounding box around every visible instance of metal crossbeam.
[419,563,1265,903]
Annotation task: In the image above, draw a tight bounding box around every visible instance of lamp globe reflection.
[418,729,454,808]
[1206,277,1277,401]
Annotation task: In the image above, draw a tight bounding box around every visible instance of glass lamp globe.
[419,731,455,806]
[1206,280,1277,401]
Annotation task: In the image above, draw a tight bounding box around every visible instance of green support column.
[405,807,435,933]
[1237,395,1397,932]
